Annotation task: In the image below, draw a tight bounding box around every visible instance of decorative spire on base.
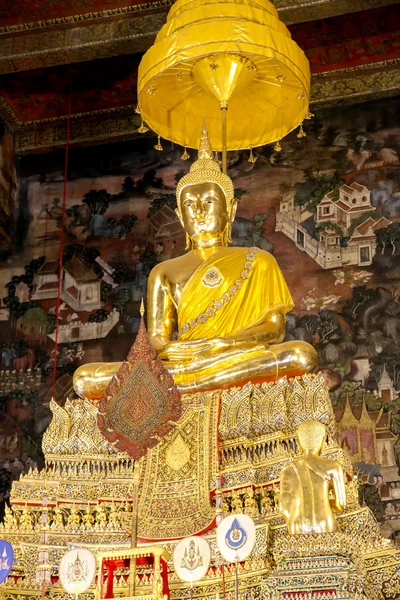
[97,310,182,459]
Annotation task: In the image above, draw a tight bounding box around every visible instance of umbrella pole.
[221,102,228,174]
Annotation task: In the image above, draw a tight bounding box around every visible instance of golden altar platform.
[0,375,399,600]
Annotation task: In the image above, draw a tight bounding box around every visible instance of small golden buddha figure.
[260,488,273,517]
[20,505,35,530]
[244,487,259,517]
[3,506,14,530]
[272,484,281,511]
[280,421,347,534]
[82,504,95,528]
[67,504,81,529]
[53,506,65,529]
[108,503,121,529]
[222,495,230,515]
[95,503,108,528]
[231,489,243,514]
[73,123,317,399]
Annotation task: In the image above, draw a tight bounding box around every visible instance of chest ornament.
[201,266,224,288]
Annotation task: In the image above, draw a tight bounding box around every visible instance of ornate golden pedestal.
[1,376,399,599]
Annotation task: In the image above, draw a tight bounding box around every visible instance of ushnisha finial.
[176,121,235,211]
[140,298,145,317]
[198,119,213,160]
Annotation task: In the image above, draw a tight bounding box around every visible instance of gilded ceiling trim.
[10,59,400,154]
[0,13,165,75]
[11,59,400,154]
[0,0,171,34]
[310,60,400,108]
[0,0,398,34]
[14,112,143,154]
[0,94,22,128]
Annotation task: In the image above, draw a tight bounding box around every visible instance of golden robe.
[178,246,294,341]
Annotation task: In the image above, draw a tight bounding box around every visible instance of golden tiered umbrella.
[138,0,311,172]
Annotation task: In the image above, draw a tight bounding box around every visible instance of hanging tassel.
[274,140,282,152]
[297,124,306,138]
[138,120,148,134]
[248,146,256,164]
[154,135,163,151]
[135,105,141,115]
[181,147,190,160]
[304,110,314,120]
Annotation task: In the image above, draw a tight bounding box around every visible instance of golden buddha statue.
[95,503,108,528]
[67,504,81,529]
[108,503,121,529]
[20,504,35,530]
[279,421,347,534]
[53,506,65,529]
[244,487,258,517]
[260,488,273,517]
[231,489,243,514]
[3,506,14,530]
[73,123,317,399]
[82,504,95,528]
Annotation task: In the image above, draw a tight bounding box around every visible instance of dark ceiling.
[0,0,399,153]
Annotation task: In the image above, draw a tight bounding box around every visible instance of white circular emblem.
[216,514,256,563]
[59,548,96,594]
[173,536,211,582]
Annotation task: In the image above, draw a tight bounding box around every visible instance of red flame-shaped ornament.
[97,316,182,459]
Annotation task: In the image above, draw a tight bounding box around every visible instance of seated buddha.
[73,124,317,400]
[280,420,347,534]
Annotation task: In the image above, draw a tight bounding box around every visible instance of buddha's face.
[178,182,229,242]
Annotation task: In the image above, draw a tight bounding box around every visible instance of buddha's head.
[298,420,326,454]
[176,122,237,248]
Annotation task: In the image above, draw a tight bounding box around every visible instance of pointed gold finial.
[140,298,145,317]
[248,146,256,164]
[138,120,148,134]
[198,119,213,160]
[297,124,306,138]
[154,135,163,151]
[181,147,190,161]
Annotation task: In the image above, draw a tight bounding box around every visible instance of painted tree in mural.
[82,189,111,215]
[376,223,400,256]
[3,257,46,324]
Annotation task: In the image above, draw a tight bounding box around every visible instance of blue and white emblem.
[0,540,13,584]
[217,514,256,563]
[225,517,247,550]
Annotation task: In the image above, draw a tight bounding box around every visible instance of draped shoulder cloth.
[178,246,294,341]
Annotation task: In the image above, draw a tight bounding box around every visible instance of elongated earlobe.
[185,232,192,250]
[223,222,232,245]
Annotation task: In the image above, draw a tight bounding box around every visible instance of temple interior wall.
[0,95,400,542]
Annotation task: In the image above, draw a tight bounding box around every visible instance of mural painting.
[0,96,400,539]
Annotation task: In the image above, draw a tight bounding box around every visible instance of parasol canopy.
[138,0,311,152]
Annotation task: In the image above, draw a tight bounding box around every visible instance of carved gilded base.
[264,554,366,600]
[2,378,400,599]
